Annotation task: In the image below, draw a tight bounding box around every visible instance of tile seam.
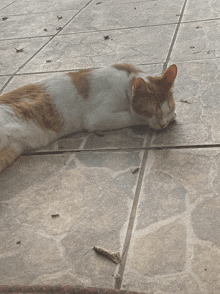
[0,0,18,13]
[163,0,188,72]
[0,62,163,77]
[114,134,153,289]
[0,0,93,94]
[20,143,220,157]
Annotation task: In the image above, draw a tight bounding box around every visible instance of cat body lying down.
[0,63,177,172]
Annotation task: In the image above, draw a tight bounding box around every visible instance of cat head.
[132,64,177,130]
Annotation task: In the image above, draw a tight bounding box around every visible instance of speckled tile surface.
[1,0,220,293]
[123,148,220,294]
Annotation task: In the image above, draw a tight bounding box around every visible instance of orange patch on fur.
[132,72,176,118]
[68,69,93,99]
[0,84,62,133]
[0,147,18,172]
[112,63,140,75]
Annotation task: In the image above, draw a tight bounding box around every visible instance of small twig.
[180,99,192,104]
[93,246,121,264]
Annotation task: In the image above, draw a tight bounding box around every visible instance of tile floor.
[1,0,220,293]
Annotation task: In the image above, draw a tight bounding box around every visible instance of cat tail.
[0,132,20,172]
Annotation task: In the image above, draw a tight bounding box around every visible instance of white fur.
[0,65,176,161]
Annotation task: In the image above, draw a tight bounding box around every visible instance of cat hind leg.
[0,133,20,172]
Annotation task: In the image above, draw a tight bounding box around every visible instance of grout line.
[0,62,163,77]
[0,0,18,13]
[0,75,14,95]
[21,142,220,157]
[181,17,220,24]
[0,22,178,42]
[0,35,53,42]
[0,0,93,94]
[114,145,151,289]
[0,8,79,17]
[162,0,188,72]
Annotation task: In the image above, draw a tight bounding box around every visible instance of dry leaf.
[51,214,59,218]
[93,246,121,264]
[131,167,140,174]
[15,48,24,53]
[180,99,192,104]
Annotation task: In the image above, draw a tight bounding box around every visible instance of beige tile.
[0,150,142,287]
[0,37,51,75]
[62,0,183,34]
[0,11,77,39]
[19,25,176,73]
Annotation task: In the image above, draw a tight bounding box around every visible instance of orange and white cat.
[0,63,177,172]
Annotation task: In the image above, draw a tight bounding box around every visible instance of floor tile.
[1,0,90,15]
[0,0,16,12]
[19,25,176,73]
[151,60,220,146]
[2,72,62,93]
[0,37,50,75]
[0,76,10,91]
[123,148,220,294]
[183,0,220,22]
[62,0,183,34]
[170,20,220,63]
[0,11,77,39]
[83,128,149,150]
[0,150,142,287]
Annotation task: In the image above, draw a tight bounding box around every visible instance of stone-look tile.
[136,170,187,229]
[170,20,220,63]
[84,129,147,150]
[20,25,176,73]
[0,151,141,286]
[0,11,76,39]
[136,148,214,229]
[0,37,50,75]
[128,220,186,277]
[30,272,82,286]
[0,154,69,201]
[1,0,90,15]
[0,0,15,11]
[152,60,220,146]
[183,0,220,22]
[62,0,182,34]
[123,148,220,292]
[192,197,220,246]
[0,76,10,92]
[0,226,70,285]
[123,273,201,294]
[192,244,220,294]
[2,72,63,93]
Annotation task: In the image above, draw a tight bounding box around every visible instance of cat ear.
[133,78,146,91]
[162,64,177,84]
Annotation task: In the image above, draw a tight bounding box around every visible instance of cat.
[0,63,177,172]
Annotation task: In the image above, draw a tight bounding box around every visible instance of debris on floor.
[93,246,121,264]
